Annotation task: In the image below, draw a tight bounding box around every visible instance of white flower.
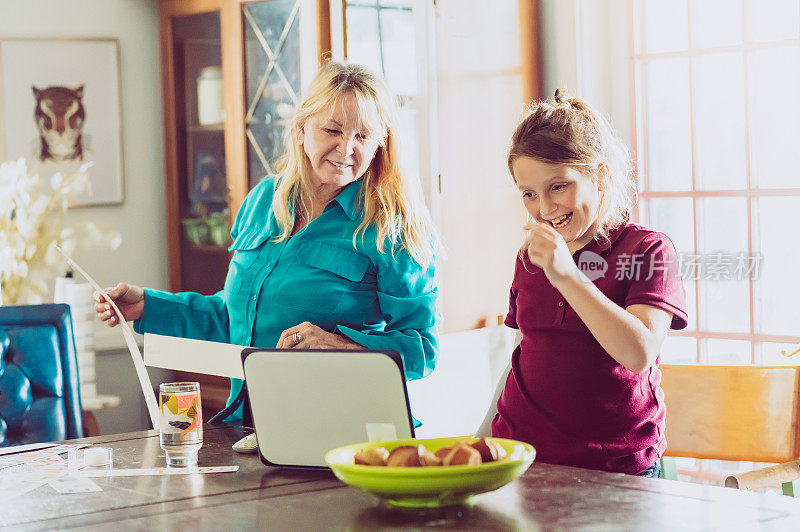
[50,172,63,190]
[0,158,121,305]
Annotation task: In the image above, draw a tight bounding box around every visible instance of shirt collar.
[330,178,363,221]
[577,223,627,255]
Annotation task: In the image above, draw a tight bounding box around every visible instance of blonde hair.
[507,89,637,244]
[271,61,436,266]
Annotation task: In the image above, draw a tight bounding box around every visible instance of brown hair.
[507,89,637,243]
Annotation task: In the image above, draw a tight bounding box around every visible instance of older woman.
[95,62,438,427]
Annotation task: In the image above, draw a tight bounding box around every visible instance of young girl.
[478,89,688,477]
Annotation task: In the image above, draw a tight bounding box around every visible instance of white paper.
[54,245,159,429]
[75,465,239,477]
[0,443,57,457]
[0,454,69,499]
[144,333,246,379]
[48,476,102,494]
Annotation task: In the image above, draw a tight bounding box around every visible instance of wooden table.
[3,425,800,531]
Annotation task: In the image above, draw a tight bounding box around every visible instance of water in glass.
[159,381,203,466]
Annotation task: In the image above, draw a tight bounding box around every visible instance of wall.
[0,0,167,434]
[434,0,527,332]
[432,0,631,333]
[0,0,167,293]
[540,0,631,145]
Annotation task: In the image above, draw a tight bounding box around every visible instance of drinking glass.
[159,381,203,466]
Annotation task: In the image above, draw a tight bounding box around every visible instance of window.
[335,0,431,206]
[628,0,800,489]
[630,0,800,366]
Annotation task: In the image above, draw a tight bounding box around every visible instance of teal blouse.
[135,177,438,422]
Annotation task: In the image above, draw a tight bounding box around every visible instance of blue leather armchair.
[0,304,84,446]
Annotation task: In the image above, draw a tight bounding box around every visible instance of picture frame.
[0,38,124,207]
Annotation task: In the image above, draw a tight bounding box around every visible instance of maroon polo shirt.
[492,223,688,475]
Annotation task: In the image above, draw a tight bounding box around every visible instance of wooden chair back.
[660,364,800,463]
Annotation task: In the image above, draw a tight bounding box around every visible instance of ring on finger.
[292,332,303,345]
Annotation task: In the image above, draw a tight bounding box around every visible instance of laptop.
[241,348,415,468]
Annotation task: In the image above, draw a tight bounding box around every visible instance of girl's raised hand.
[522,221,579,287]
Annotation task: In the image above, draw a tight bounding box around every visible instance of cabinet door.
[242,0,318,188]
[167,10,232,295]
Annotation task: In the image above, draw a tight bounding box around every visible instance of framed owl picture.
[0,38,124,207]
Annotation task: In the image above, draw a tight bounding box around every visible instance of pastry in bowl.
[325,436,536,507]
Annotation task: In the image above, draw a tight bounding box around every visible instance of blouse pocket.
[226,229,271,294]
[275,241,371,313]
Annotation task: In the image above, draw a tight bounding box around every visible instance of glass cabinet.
[169,11,229,295]
[159,0,322,296]
[158,0,325,415]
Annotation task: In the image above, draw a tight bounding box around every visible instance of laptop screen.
[242,348,415,468]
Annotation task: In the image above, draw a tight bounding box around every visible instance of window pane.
[642,0,689,53]
[644,58,693,191]
[707,339,751,364]
[378,0,413,6]
[746,0,800,42]
[647,198,695,254]
[698,198,750,333]
[749,47,800,188]
[647,197,697,331]
[247,0,297,52]
[244,0,303,183]
[681,280,697,332]
[692,53,747,190]
[345,6,382,74]
[690,0,744,48]
[437,0,520,75]
[755,197,800,335]
[699,198,748,258]
[660,335,698,363]
[757,342,800,365]
[699,284,748,335]
[345,2,423,199]
[379,8,416,96]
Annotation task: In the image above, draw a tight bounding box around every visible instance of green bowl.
[325,437,535,508]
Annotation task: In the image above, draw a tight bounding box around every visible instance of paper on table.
[0,444,89,470]
[54,245,159,429]
[0,443,57,457]
[144,333,246,379]
[75,465,239,477]
[0,454,69,499]
[48,476,102,494]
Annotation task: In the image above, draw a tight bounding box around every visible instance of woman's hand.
[522,222,580,287]
[277,321,362,350]
[93,282,145,327]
